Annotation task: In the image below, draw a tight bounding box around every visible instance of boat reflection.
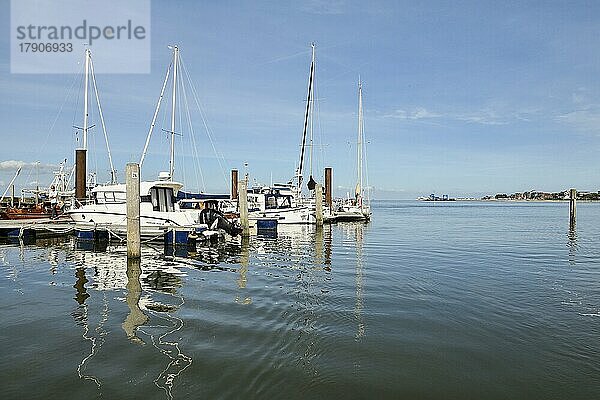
[71,265,108,390]
[241,224,336,375]
[2,224,347,398]
[67,241,192,398]
[337,222,368,341]
[250,224,332,266]
[353,224,365,341]
[138,296,192,400]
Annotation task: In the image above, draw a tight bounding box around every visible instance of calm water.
[1,201,599,399]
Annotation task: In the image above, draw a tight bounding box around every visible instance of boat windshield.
[95,191,126,204]
[150,187,175,212]
[265,194,292,210]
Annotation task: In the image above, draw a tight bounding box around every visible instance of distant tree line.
[482,190,600,201]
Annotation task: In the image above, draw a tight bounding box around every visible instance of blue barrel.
[164,229,192,246]
[76,230,109,241]
[77,230,95,240]
[257,219,278,231]
[7,228,36,239]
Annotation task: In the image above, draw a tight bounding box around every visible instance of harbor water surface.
[1,201,599,399]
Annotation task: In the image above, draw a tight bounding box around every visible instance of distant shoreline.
[415,198,600,202]
[417,190,600,202]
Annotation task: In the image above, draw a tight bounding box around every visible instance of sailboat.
[247,43,320,225]
[1,47,111,220]
[334,79,371,222]
[67,46,213,238]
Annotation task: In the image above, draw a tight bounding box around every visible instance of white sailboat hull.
[334,204,371,222]
[248,206,315,225]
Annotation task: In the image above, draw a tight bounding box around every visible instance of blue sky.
[1,0,600,199]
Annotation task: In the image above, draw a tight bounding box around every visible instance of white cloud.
[299,0,346,15]
[556,106,600,133]
[454,111,509,126]
[570,87,590,105]
[0,160,57,172]
[380,106,535,126]
[383,107,441,120]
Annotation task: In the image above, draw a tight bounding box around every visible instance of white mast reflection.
[354,224,365,341]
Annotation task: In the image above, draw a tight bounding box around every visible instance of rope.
[105,228,125,242]
[40,226,76,234]
[141,229,172,244]
[179,69,206,192]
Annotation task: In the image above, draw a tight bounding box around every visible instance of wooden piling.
[231,169,239,200]
[324,167,333,209]
[126,163,141,259]
[238,179,250,237]
[316,183,324,227]
[75,149,87,202]
[569,188,576,229]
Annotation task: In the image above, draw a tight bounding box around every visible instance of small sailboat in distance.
[335,78,372,222]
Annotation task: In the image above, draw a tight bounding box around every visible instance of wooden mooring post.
[324,167,333,210]
[315,183,324,227]
[238,179,250,237]
[75,149,87,203]
[231,169,239,200]
[569,188,576,229]
[126,163,141,259]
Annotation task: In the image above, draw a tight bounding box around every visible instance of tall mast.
[89,58,117,183]
[298,42,315,194]
[357,78,363,208]
[308,44,315,181]
[83,48,91,150]
[169,45,179,181]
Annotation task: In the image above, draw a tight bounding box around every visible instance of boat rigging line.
[179,54,230,186]
[139,61,172,169]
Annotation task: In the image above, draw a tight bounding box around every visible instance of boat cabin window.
[95,191,126,204]
[264,194,292,209]
[150,187,175,212]
[265,195,277,209]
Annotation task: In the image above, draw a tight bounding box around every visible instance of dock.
[0,217,223,250]
[0,218,76,240]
